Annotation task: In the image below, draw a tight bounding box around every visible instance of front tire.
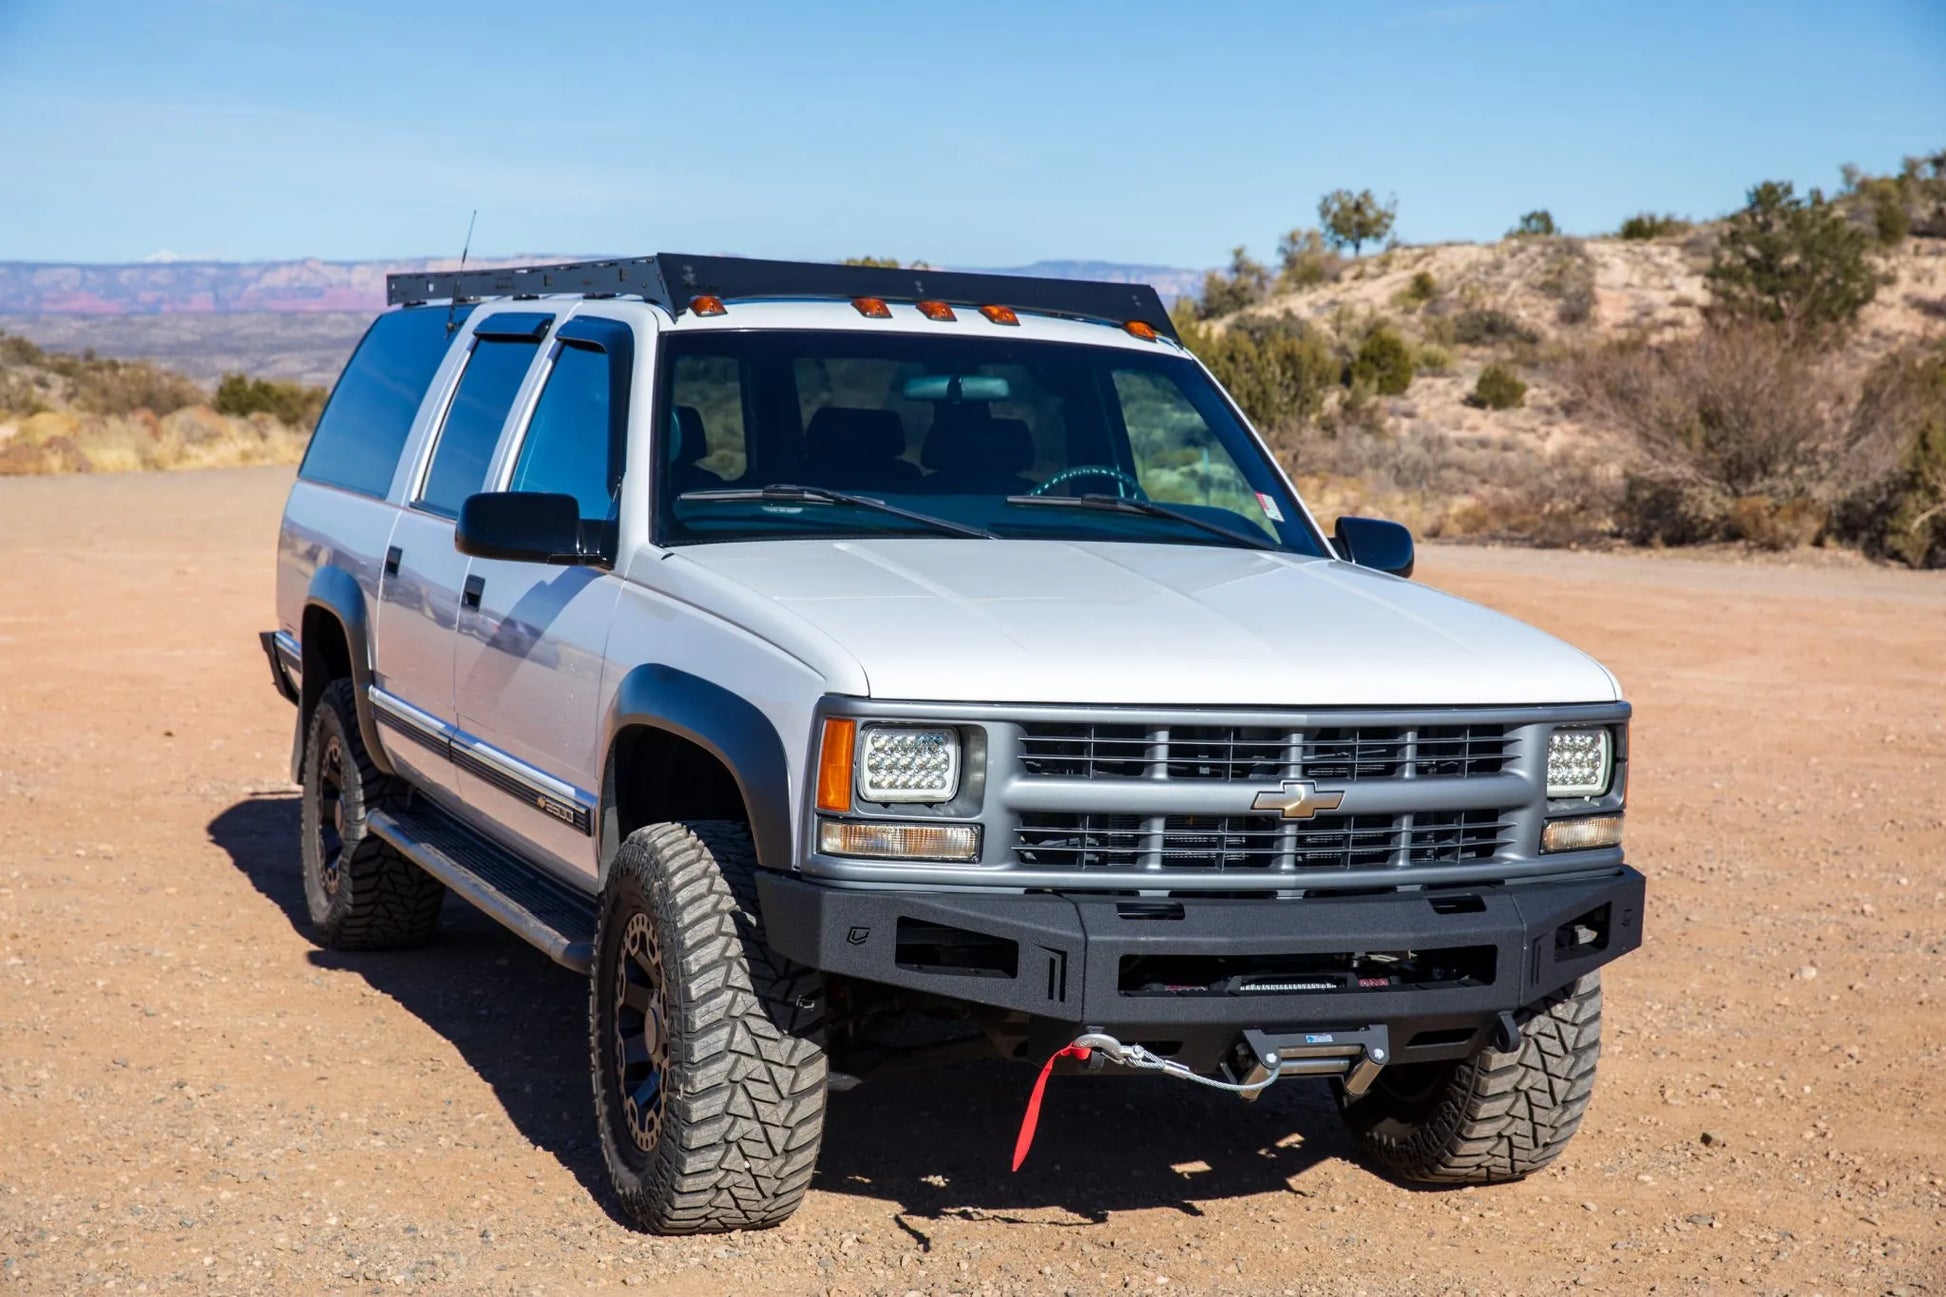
[299,678,445,949]
[591,821,827,1233]
[1340,973,1602,1184]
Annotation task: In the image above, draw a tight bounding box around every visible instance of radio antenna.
[446,209,477,333]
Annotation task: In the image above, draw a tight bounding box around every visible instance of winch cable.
[1010,1032,1284,1171]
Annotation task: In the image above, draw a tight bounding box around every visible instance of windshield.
[654,329,1326,555]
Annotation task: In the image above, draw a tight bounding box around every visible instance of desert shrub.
[1393,269,1438,310]
[1450,308,1540,347]
[1841,152,1946,242]
[1566,323,1847,503]
[1618,212,1688,240]
[1417,344,1453,374]
[1537,239,1597,325]
[213,373,329,430]
[1511,210,1557,237]
[0,332,205,418]
[1318,189,1397,256]
[1705,180,1881,338]
[1277,422,1617,546]
[1275,228,1344,289]
[1195,246,1273,319]
[1726,496,1826,550]
[1860,179,1912,246]
[1830,341,1946,568]
[1614,473,1730,545]
[1175,314,1338,432]
[1469,364,1527,410]
[1348,326,1416,396]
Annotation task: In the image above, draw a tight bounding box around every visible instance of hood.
[670,538,1620,707]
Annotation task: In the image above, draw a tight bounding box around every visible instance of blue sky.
[1,0,1941,268]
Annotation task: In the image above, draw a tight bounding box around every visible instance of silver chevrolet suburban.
[261,254,1642,1233]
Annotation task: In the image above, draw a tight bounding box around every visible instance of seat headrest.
[805,407,907,460]
[927,415,1035,477]
[672,405,709,465]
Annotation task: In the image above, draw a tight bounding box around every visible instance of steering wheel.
[1028,465,1147,500]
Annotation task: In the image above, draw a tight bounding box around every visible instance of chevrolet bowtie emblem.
[1251,779,1346,820]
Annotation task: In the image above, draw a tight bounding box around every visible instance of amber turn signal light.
[979,304,1020,326]
[690,294,727,317]
[1124,320,1158,341]
[916,299,956,321]
[816,718,857,813]
[851,297,893,319]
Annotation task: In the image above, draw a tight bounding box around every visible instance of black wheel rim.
[613,911,668,1153]
[317,737,346,898]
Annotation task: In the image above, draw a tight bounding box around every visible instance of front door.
[454,317,635,884]
[371,312,551,806]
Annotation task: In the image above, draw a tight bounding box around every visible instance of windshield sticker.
[1255,492,1285,522]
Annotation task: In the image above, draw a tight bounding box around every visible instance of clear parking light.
[857,724,960,803]
[817,819,981,862]
[1546,727,1613,797]
[1541,813,1625,853]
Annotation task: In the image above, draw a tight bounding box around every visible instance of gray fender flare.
[296,564,395,779]
[600,664,793,881]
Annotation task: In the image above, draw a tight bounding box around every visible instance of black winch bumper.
[758,867,1644,1074]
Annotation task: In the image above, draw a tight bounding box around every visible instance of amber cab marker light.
[979,304,1020,326]
[916,299,957,322]
[851,296,893,319]
[1124,320,1159,341]
[690,294,727,317]
[816,718,857,813]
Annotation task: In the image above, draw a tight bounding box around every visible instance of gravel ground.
[1,466,1941,1296]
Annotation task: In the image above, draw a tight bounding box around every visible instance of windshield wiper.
[1004,493,1280,551]
[677,484,993,539]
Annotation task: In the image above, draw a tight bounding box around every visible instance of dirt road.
[1,466,1941,1295]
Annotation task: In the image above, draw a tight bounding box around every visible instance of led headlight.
[857,724,960,804]
[1546,726,1613,798]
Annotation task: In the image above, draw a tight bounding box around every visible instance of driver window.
[1112,368,1268,529]
[509,342,615,521]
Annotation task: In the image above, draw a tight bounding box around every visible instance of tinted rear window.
[298,307,470,497]
[417,336,544,517]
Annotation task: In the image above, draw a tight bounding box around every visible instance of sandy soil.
[1,466,1941,1296]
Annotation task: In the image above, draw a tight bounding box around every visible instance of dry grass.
[0,406,309,476]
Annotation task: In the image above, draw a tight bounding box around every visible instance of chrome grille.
[1017,721,1511,782]
[1015,809,1513,873]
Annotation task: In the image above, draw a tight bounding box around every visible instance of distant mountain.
[0,255,1205,317]
[0,256,559,315]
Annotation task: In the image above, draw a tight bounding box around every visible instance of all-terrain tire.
[1340,972,1602,1184]
[591,821,827,1234]
[299,678,445,949]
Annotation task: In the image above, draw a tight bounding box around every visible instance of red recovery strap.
[1011,1043,1091,1171]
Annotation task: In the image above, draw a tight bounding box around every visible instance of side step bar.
[366,803,598,973]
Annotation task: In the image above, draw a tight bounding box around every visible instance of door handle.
[462,574,484,610]
[384,545,402,577]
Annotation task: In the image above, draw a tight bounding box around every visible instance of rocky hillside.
[1227,233,1946,459]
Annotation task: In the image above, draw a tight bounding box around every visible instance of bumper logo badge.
[1252,779,1346,820]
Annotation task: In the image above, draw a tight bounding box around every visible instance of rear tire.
[591,821,827,1234]
[1340,973,1602,1184]
[299,678,445,949]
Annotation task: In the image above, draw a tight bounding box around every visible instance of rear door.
[371,311,552,803]
[452,315,635,883]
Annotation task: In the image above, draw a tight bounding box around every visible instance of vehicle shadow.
[207,794,622,1222]
[209,793,1360,1232]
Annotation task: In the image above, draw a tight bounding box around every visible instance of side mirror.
[1333,515,1415,578]
[455,492,603,565]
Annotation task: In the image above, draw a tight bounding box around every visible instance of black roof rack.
[384,252,1178,341]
